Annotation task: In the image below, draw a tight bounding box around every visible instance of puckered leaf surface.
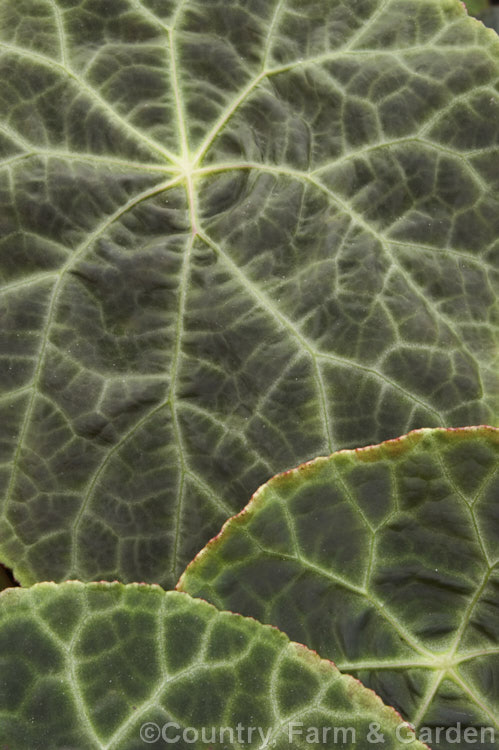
[0,582,429,750]
[179,427,499,748]
[0,0,498,587]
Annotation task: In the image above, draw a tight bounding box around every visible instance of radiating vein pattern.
[179,427,499,750]
[0,583,430,750]
[0,0,498,586]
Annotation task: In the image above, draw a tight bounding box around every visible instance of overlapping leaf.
[1,0,498,587]
[179,427,499,749]
[0,581,430,749]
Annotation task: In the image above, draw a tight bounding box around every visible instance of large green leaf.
[1,0,498,588]
[179,427,499,748]
[0,582,431,750]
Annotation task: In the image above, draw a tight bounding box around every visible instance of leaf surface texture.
[179,427,499,747]
[0,582,428,749]
[0,0,498,585]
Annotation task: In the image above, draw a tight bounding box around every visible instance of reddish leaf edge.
[176,425,499,589]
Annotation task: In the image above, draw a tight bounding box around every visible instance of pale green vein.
[102,598,172,750]
[195,159,484,403]
[257,548,433,659]
[340,0,391,52]
[447,566,495,658]
[0,385,33,403]
[268,644,287,725]
[192,72,266,165]
[0,144,172,176]
[197,228,333,454]
[337,658,438,671]
[316,354,444,425]
[313,358,335,453]
[340,649,499,671]
[168,234,195,580]
[69,399,169,577]
[184,469,233,518]
[68,392,234,580]
[419,82,499,138]
[129,0,172,34]
[449,669,499,731]
[26,149,179,173]
[48,0,68,66]
[435,449,493,566]
[0,272,58,295]
[380,253,474,371]
[2,176,182,524]
[0,40,180,167]
[363,532,377,589]
[167,29,189,163]
[457,647,499,663]
[0,153,33,171]
[102,603,232,750]
[170,0,188,33]
[177,399,275,476]
[192,37,493,166]
[65,601,102,749]
[251,350,304,419]
[470,461,498,509]
[261,0,287,71]
[277,496,303,561]
[311,136,491,195]
[411,669,447,729]
[194,203,444,424]
[0,122,34,152]
[389,238,494,267]
[166,21,199,577]
[264,44,495,77]
[1,281,60,522]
